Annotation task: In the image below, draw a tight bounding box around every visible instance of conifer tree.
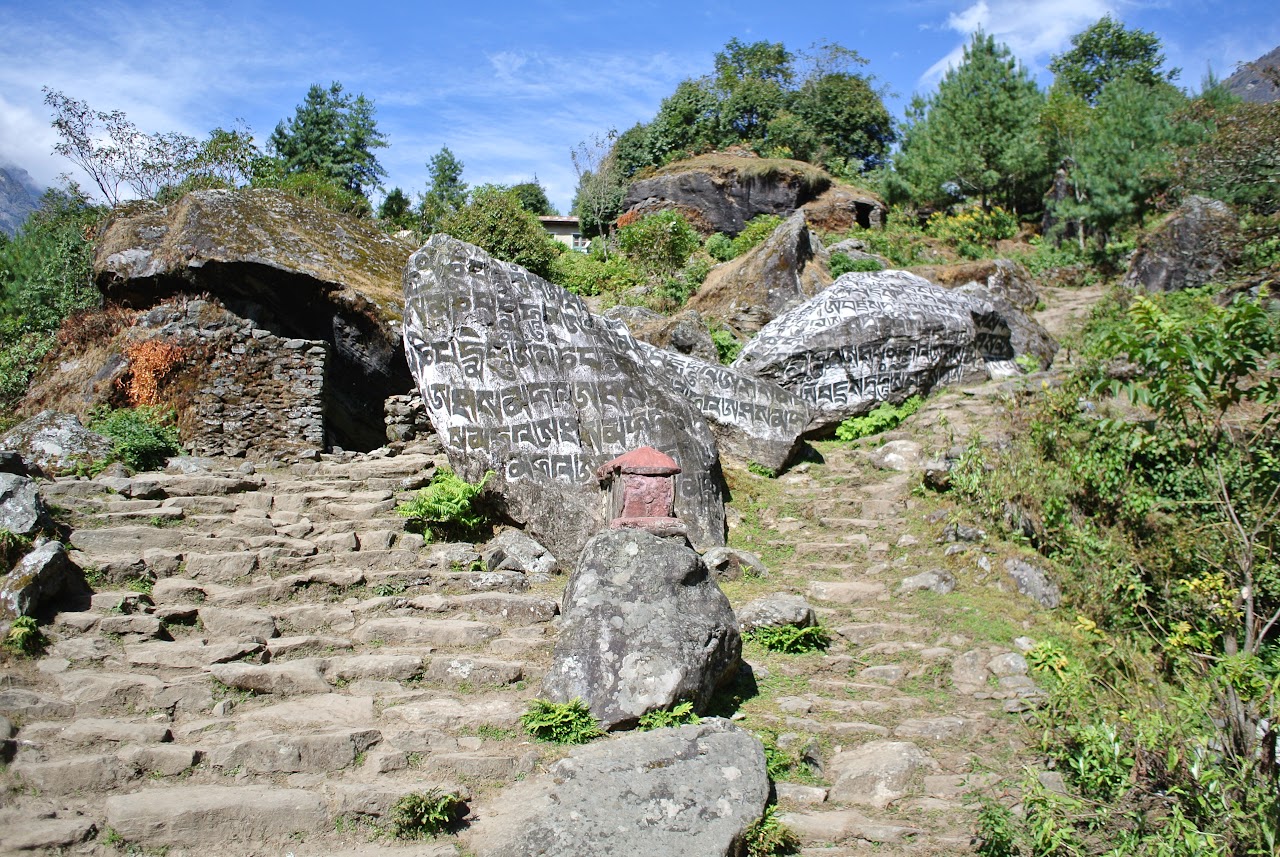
[419,147,468,233]
[895,32,1048,213]
[269,82,388,197]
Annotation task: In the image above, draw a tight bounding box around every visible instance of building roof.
[596,446,681,479]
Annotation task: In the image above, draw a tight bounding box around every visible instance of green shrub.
[389,789,463,839]
[440,186,561,279]
[549,251,643,298]
[747,623,831,653]
[0,529,33,571]
[705,232,735,262]
[834,396,923,442]
[636,701,700,731]
[520,698,605,744]
[616,210,701,278]
[89,406,182,472]
[395,467,493,542]
[744,805,800,857]
[710,327,742,365]
[250,164,372,217]
[830,252,883,277]
[4,616,48,657]
[730,215,785,258]
[927,206,1018,259]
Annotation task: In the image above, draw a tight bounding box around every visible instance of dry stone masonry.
[402,235,725,559]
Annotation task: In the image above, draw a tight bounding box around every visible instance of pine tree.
[419,147,468,233]
[895,32,1048,213]
[269,82,388,197]
[1049,15,1178,106]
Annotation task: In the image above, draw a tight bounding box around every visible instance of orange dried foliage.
[57,305,136,348]
[615,210,641,230]
[120,340,186,406]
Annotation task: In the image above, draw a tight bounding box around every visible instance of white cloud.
[920,0,1116,86]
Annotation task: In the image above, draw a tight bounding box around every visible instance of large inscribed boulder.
[541,529,741,730]
[733,270,1012,431]
[402,236,725,559]
[466,719,768,857]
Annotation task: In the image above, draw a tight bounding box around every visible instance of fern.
[520,698,605,744]
[747,624,831,653]
[395,467,493,541]
[637,701,701,731]
[834,396,923,442]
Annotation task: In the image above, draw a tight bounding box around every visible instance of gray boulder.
[701,547,767,581]
[1123,196,1239,293]
[1005,558,1061,608]
[481,529,559,581]
[466,718,768,857]
[402,235,725,559]
[954,282,1059,372]
[1,541,85,621]
[0,473,49,537]
[732,270,1011,431]
[687,210,831,335]
[0,411,114,475]
[634,341,811,473]
[737,594,816,632]
[541,529,741,730]
[603,306,719,365]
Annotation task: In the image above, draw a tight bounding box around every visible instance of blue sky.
[1,0,1277,214]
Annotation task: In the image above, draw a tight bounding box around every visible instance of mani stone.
[465,718,768,857]
[541,529,741,731]
[402,234,725,560]
[634,340,812,473]
[732,270,1011,432]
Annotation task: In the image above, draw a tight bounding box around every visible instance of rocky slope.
[0,164,42,237]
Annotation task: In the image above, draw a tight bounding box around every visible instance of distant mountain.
[1224,45,1280,104]
[0,163,44,237]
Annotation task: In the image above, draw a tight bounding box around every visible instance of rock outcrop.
[911,258,1040,312]
[1122,196,1240,293]
[466,719,768,856]
[93,189,418,449]
[602,306,719,364]
[620,152,884,237]
[0,412,114,476]
[732,270,1014,430]
[687,210,832,335]
[540,529,741,730]
[402,235,725,559]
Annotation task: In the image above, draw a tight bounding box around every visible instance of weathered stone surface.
[688,210,832,335]
[0,815,97,852]
[427,656,523,686]
[325,655,424,683]
[782,808,923,845]
[196,606,278,640]
[466,719,768,857]
[0,411,114,475]
[104,785,328,846]
[701,547,767,581]
[241,694,376,729]
[801,183,887,233]
[1,541,86,621]
[827,740,939,808]
[897,569,956,595]
[13,754,132,794]
[737,594,816,632]
[444,593,559,624]
[0,473,48,536]
[0,688,75,720]
[58,718,172,746]
[911,258,1040,312]
[603,306,719,364]
[403,234,725,557]
[868,440,923,472]
[634,340,811,473]
[733,271,1013,431]
[352,617,501,647]
[481,528,559,580]
[207,728,380,773]
[1005,558,1061,608]
[954,282,1059,372]
[1123,196,1239,293]
[541,529,741,730]
[93,189,418,450]
[208,660,331,695]
[808,580,886,603]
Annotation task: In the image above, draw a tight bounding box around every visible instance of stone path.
[0,286,1093,855]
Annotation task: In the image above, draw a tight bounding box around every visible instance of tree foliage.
[895,32,1048,213]
[419,146,468,233]
[269,82,388,197]
[510,177,556,216]
[571,129,624,241]
[377,187,416,230]
[1049,15,1178,106]
[440,186,560,279]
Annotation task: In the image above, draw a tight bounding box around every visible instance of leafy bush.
[744,805,800,857]
[0,529,33,571]
[861,215,934,267]
[829,252,882,277]
[927,206,1018,259]
[389,789,463,839]
[730,215,785,258]
[4,616,48,657]
[616,210,702,278]
[440,186,562,279]
[705,232,735,262]
[520,698,605,744]
[395,467,493,542]
[747,623,831,653]
[549,250,643,298]
[834,396,923,441]
[89,406,182,472]
[250,163,372,217]
[636,701,700,731]
[710,327,742,364]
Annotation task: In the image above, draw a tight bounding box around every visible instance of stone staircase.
[1,371,1061,855]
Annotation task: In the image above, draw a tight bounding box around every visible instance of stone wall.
[132,300,328,459]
